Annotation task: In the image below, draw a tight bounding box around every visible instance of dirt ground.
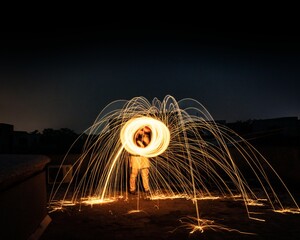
[40,192,300,240]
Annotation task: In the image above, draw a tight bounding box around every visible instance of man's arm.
[136,139,145,148]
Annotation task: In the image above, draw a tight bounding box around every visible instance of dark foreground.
[41,194,300,240]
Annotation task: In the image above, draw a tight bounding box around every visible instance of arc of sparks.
[48,95,300,235]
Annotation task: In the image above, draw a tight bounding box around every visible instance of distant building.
[0,124,42,153]
[0,123,14,153]
[12,131,36,153]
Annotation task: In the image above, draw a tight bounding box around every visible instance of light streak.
[127,210,145,214]
[120,116,170,157]
[48,95,300,235]
[81,197,115,206]
[178,216,256,235]
[274,208,300,214]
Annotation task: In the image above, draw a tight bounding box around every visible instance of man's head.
[144,126,151,133]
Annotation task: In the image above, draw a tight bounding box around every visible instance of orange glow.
[274,208,300,214]
[81,197,115,206]
[120,116,170,157]
[179,216,256,235]
[48,95,300,235]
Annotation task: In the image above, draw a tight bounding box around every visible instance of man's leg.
[129,167,138,193]
[141,168,150,192]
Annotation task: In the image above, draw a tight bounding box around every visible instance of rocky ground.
[41,191,300,240]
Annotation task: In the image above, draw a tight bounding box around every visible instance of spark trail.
[48,95,299,234]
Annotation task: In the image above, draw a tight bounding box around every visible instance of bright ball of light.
[120,117,170,157]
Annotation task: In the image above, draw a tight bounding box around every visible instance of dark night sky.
[1,23,299,133]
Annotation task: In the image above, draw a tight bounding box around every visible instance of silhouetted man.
[129,126,151,194]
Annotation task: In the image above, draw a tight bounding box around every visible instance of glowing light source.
[120,116,170,157]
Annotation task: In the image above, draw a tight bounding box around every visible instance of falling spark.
[178,216,256,235]
[127,209,145,214]
[81,197,115,206]
[274,208,300,214]
[48,95,299,234]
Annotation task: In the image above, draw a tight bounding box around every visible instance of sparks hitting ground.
[48,95,299,234]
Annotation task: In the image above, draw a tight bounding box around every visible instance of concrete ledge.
[0,154,50,190]
[0,154,50,239]
[28,215,52,240]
